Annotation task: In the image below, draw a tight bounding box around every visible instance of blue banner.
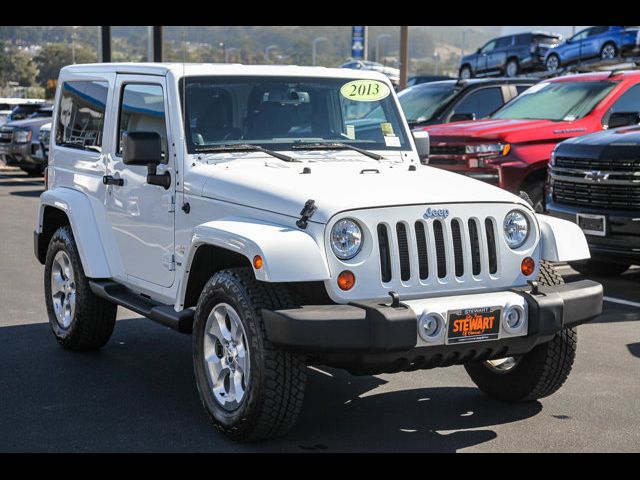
[351,26,367,60]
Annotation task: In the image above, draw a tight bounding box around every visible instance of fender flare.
[536,214,591,262]
[37,187,111,278]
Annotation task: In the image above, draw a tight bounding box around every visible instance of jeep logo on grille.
[424,207,450,219]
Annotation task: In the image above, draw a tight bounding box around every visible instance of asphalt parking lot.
[1,170,639,453]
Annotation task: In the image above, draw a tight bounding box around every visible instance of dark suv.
[546,125,640,276]
[398,78,537,128]
[460,31,562,79]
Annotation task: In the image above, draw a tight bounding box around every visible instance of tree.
[34,43,97,87]
[0,43,38,88]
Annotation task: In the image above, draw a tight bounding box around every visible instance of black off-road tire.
[192,268,306,442]
[44,226,117,351]
[521,180,545,213]
[570,260,630,277]
[464,260,578,402]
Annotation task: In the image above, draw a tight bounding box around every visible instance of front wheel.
[459,65,472,79]
[505,59,519,77]
[192,268,307,441]
[546,54,560,71]
[600,42,617,60]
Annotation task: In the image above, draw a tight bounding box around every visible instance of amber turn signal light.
[521,257,535,276]
[253,255,263,269]
[337,270,356,291]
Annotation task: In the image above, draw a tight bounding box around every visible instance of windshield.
[181,76,409,154]
[397,83,457,123]
[492,81,616,121]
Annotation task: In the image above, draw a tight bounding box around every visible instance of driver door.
[477,40,496,74]
[104,74,175,288]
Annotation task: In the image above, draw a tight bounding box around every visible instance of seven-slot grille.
[376,217,499,283]
[0,127,13,144]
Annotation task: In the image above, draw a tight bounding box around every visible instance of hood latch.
[296,199,317,229]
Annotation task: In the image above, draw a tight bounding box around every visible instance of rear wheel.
[44,226,117,350]
[192,268,307,441]
[570,259,630,277]
[464,261,578,402]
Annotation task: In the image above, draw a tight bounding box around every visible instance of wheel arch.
[36,188,111,278]
[177,217,331,310]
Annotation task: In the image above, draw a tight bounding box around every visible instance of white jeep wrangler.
[35,63,602,441]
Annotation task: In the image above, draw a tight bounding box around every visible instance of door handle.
[103,175,124,186]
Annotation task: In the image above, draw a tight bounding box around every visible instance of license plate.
[446,306,501,345]
[577,213,606,237]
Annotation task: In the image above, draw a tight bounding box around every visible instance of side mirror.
[412,130,430,164]
[476,48,482,54]
[450,112,476,122]
[607,111,640,129]
[122,131,170,190]
[122,131,162,166]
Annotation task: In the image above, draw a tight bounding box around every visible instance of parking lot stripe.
[603,296,640,309]
[0,174,43,186]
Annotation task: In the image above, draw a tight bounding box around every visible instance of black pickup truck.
[546,124,640,276]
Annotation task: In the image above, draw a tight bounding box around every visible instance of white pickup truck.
[34,63,602,441]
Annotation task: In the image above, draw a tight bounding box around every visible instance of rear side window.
[56,81,108,152]
[117,83,167,160]
[609,83,640,114]
[495,36,513,49]
[515,34,531,46]
[516,85,533,95]
[451,87,504,119]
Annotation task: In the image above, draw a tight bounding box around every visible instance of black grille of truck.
[0,127,13,144]
[551,155,640,210]
[429,145,466,156]
[376,217,499,283]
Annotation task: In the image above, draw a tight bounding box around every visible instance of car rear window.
[533,35,560,44]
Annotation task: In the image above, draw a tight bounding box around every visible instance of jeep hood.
[197,158,528,224]
[424,118,588,144]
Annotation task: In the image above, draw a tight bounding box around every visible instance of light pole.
[376,33,391,63]
[218,41,225,62]
[225,47,239,63]
[71,27,77,64]
[312,37,327,66]
[265,45,279,63]
[433,52,440,75]
[461,28,471,57]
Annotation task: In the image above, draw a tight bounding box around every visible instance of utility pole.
[399,26,409,91]
[99,26,111,63]
[153,26,163,62]
[147,26,153,62]
[312,37,327,66]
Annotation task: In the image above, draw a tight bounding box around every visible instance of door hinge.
[163,194,175,213]
[162,253,175,271]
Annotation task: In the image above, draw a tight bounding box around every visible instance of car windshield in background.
[533,35,560,44]
[492,81,616,122]
[397,83,458,123]
[181,76,409,154]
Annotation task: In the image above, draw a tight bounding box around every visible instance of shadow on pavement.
[10,189,43,197]
[627,342,640,359]
[0,318,542,453]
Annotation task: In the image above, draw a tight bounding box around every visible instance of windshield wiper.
[193,143,299,162]
[291,142,386,161]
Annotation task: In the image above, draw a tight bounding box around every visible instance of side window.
[55,80,108,152]
[451,87,504,119]
[603,83,640,125]
[480,40,497,54]
[117,83,167,161]
[589,26,609,37]
[571,29,590,42]
[495,36,513,49]
[515,34,531,46]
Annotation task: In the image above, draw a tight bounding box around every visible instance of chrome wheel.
[506,60,518,77]
[546,55,559,71]
[459,67,471,80]
[485,356,520,373]
[50,250,76,329]
[203,303,250,411]
[601,44,616,60]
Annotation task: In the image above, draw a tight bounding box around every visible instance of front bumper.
[546,200,640,264]
[262,280,602,373]
[0,142,38,165]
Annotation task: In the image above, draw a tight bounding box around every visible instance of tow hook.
[296,199,317,229]
[388,290,400,308]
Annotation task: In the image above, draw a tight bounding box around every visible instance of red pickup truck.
[422,71,640,211]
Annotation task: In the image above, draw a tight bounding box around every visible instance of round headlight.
[503,210,529,249]
[330,219,363,260]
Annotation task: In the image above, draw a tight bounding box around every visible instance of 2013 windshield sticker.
[340,80,390,102]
